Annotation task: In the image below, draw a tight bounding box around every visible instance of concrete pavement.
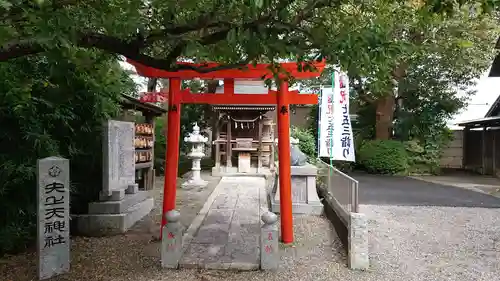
[351,173,500,208]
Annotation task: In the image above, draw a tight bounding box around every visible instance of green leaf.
[0,0,12,9]
[457,39,474,48]
[254,0,264,9]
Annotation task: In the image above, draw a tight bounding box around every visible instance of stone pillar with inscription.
[37,157,70,280]
[75,120,154,236]
[260,211,279,270]
[101,120,136,200]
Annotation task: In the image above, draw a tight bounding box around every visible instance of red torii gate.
[127,59,325,244]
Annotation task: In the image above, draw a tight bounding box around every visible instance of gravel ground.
[2,175,500,281]
[361,204,500,281]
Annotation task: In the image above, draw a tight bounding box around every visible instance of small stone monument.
[75,120,154,236]
[182,123,209,188]
[101,120,136,200]
[37,157,70,280]
[260,211,279,270]
[271,137,322,215]
[161,210,183,268]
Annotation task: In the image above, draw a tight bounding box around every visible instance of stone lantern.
[182,123,209,188]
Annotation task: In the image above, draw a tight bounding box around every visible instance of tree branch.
[1,0,99,22]
[0,39,45,60]
[0,0,337,73]
[0,32,252,73]
[146,0,230,43]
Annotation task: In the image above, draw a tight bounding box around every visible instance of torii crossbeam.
[127,59,325,244]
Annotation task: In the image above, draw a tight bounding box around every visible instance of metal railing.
[317,159,359,222]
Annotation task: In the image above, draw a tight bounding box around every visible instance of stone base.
[74,193,154,236]
[211,166,272,178]
[88,191,149,214]
[270,200,323,215]
[182,178,208,189]
[269,164,322,215]
[99,189,125,201]
[126,183,139,194]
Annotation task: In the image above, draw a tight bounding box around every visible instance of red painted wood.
[223,79,235,95]
[161,78,181,237]
[139,89,318,105]
[132,60,327,243]
[127,59,325,79]
[276,81,294,244]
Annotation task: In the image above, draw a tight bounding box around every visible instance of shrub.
[405,139,445,175]
[154,117,166,175]
[358,140,408,174]
[291,126,316,162]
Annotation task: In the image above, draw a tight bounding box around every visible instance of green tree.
[306,2,496,138]
[0,0,495,74]
[0,49,134,254]
[333,3,496,139]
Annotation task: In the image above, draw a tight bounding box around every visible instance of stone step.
[75,197,154,236]
[88,191,149,214]
[123,197,155,230]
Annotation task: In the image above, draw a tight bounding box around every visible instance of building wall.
[440,130,463,169]
[265,106,314,130]
[463,128,500,177]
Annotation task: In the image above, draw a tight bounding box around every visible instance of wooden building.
[211,81,277,176]
[118,94,166,189]
[458,40,500,177]
[458,101,500,177]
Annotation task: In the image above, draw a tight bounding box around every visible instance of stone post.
[348,212,369,270]
[260,211,279,270]
[161,210,183,268]
[37,157,70,280]
[126,183,139,194]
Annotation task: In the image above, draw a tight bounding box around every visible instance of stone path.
[179,176,267,270]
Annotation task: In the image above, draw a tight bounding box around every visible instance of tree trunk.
[147,78,158,92]
[374,62,407,140]
[375,95,395,140]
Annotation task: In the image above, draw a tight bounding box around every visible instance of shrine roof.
[120,94,166,116]
[127,59,325,79]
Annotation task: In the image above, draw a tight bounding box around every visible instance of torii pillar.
[276,81,294,243]
[162,78,181,229]
[127,59,325,244]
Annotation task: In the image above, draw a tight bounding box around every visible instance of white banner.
[318,87,334,157]
[332,71,355,162]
